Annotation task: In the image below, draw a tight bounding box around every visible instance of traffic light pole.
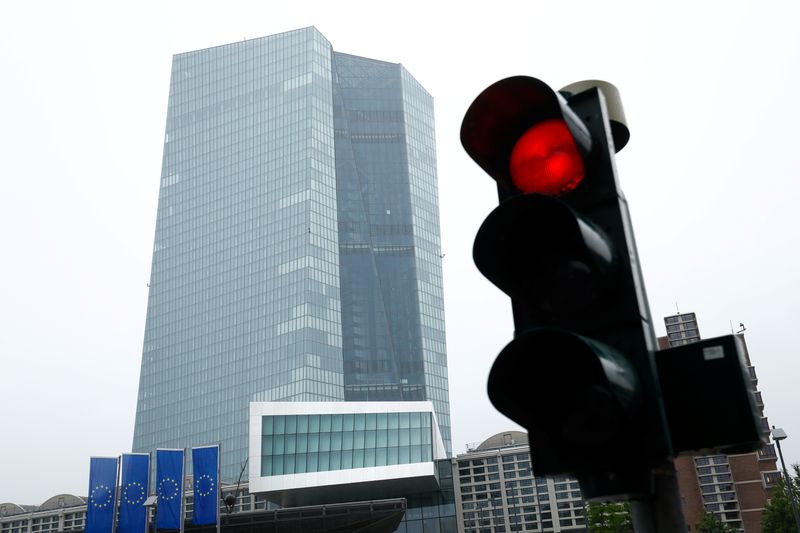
[629,461,686,533]
[608,124,687,533]
[611,146,687,533]
[570,90,688,533]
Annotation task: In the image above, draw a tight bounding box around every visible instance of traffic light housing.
[656,334,765,455]
[462,77,670,498]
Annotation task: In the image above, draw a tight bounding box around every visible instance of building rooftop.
[471,431,529,452]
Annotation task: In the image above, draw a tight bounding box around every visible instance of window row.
[261,445,433,475]
[262,412,431,434]
[261,428,432,454]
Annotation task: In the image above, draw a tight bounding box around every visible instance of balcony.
[754,391,764,408]
[758,444,777,461]
[748,366,758,385]
[763,471,782,488]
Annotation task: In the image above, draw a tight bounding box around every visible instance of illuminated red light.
[509,119,585,196]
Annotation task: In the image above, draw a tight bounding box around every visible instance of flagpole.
[216,444,221,533]
[145,453,152,533]
[180,449,186,533]
[112,457,121,533]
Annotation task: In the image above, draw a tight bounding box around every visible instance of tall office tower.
[132,27,451,482]
[659,313,778,533]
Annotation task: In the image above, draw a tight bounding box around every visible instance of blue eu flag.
[155,449,185,531]
[191,446,219,526]
[85,457,119,533]
[118,453,150,533]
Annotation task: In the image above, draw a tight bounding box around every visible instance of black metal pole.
[627,461,685,533]
[774,434,800,533]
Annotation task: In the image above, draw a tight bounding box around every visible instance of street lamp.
[143,495,158,533]
[772,427,800,532]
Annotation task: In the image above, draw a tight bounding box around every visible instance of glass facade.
[260,412,434,476]
[331,53,450,450]
[395,460,458,533]
[133,27,450,483]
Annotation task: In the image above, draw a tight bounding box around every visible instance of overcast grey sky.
[2,0,798,505]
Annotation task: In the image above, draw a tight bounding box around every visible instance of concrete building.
[132,26,451,483]
[0,496,86,533]
[659,313,779,533]
[452,432,587,533]
[0,489,411,533]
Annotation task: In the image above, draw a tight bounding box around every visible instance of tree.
[762,464,800,533]
[586,501,633,533]
[697,511,736,533]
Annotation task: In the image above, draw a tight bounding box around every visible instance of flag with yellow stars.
[118,453,150,533]
[85,457,119,533]
[191,446,219,526]
[155,449,185,532]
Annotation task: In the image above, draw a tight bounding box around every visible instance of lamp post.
[772,427,800,532]
[143,495,158,533]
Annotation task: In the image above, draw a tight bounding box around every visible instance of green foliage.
[697,511,736,533]
[586,501,633,533]
[762,464,800,533]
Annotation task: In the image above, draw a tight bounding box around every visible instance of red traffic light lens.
[509,119,585,196]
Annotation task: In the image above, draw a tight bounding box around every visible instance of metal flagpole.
[216,444,221,533]
[145,453,152,533]
[112,457,121,533]
[180,449,186,533]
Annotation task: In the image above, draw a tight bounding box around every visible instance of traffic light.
[462,77,670,498]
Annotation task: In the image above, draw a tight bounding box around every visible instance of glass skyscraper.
[132,27,450,482]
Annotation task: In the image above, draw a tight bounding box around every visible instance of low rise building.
[1,495,86,533]
[453,432,586,533]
